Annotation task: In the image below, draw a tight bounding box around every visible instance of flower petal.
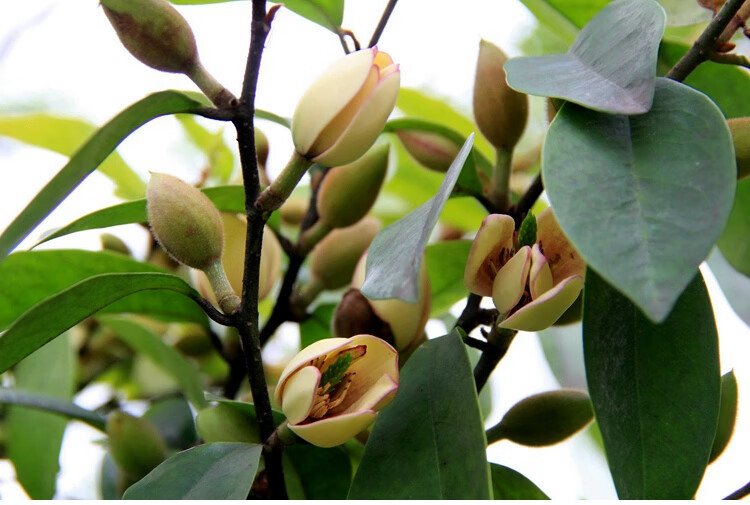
[536,208,585,284]
[464,214,515,297]
[281,365,321,425]
[529,243,553,299]
[492,245,531,314]
[499,275,584,331]
[275,338,350,404]
[331,373,398,416]
[289,410,377,448]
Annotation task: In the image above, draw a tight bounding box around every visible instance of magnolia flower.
[274,335,398,448]
[291,47,400,167]
[464,208,585,331]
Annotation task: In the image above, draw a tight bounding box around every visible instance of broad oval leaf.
[142,397,198,451]
[361,135,474,302]
[544,78,736,322]
[490,463,549,500]
[717,177,750,277]
[0,90,206,261]
[348,330,491,499]
[285,445,351,499]
[583,269,720,499]
[0,271,202,374]
[123,442,262,499]
[280,0,345,32]
[506,0,666,114]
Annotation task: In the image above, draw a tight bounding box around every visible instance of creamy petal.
[281,366,321,425]
[332,373,398,416]
[464,214,515,297]
[290,411,377,448]
[499,275,584,331]
[529,243,553,299]
[275,338,349,404]
[536,208,585,284]
[492,246,530,314]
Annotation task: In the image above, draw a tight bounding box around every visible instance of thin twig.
[473,328,517,392]
[710,51,750,70]
[725,480,750,500]
[191,295,235,326]
[368,0,399,47]
[508,173,543,227]
[337,28,361,54]
[455,293,483,334]
[463,335,494,353]
[192,107,236,121]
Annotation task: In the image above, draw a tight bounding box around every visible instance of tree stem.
[368,0,399,47]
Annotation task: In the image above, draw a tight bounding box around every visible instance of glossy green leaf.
[175,115,235,183]
[35,185,245,246]
[544,78,736,322]
[0,90,206,261]
[0,250,208,330]
[285,445,351,499]
[706,249,750,327]
[142,396,198,451]
[204,393,287,426]
[490,464,549,500]
[299,303,336,348]
[361,136,474,302]
[516,0,579,45]
[0,114,145,199]
[123,443,262,499]
[710,370,738,463]
[6,334,74,499]
[543,0,610,28]
[506,0,665,114]
[425,239,471,316]
[583,269,720,499]
[275,0,344,32]
[98,316,208,410]
[348,330,491,499]
[0,271,203,374]
[717,177,750,276]
[0,388,106,432]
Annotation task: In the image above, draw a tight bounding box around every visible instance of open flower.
[464,208,585,331]
[292,47,400,167]
[274,335,399,448]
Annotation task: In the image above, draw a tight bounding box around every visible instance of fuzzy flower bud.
[310,217,381,290]
[106,411,167,480]
[396,129,462,173]
[728,117,750,180]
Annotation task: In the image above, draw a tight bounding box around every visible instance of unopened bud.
[311,217,381,290]
[106,411,167,480]
[196,404,261,444]
[316,143,389,229]
[332,288,396,348]
[473,40,528,151]
[728,117,750,180]
[101,233,132,256]
[280,196,309,226]
[170,323,213,356]
[395,129,462,173]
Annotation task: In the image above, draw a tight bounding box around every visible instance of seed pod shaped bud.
[317,143,389,229]
[292,47,400,167]
[196,404,261,444]
[395,129,462,173]
[147,173,223,270]
[280,195,309,226]
[255,127,270,170]
[311,217,381,290]
[106,411,168,480]
[488,390,593,447]
[728,117,750,180]
[101,233,132,256]
[170,323,213,356]
[101,0,198,74]
[473,40,528,151]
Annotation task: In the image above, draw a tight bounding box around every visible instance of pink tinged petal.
[499,275,584,332]
[292,48,377,156]
[289,410,377,448]
[464,214,516,297]
[529,244,553,299]
[312,70,400,167]
[492,246,531,314]
[372,48,394,70]
[281,366,321,425]
[275,338,350,404]
[332,373,398,416]
[536,208,586,284]
[347,334,399,386]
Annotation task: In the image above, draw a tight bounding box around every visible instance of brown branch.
[710,51,750,69]
[508,173,543,227]
[368,0,399,47]
[191,295,235,326]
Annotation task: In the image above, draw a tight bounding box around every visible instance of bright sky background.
[0,0,748,500]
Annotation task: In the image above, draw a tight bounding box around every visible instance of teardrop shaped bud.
[147,173,223,270]
[170,323,213,356]
[728,117,750,180]
[280,195,309,226]
[395,129,462,173]
[473,40,528,151]
[196,404,261,444]
[311,217,381,290]
[106,411,168,480]
[316,143,389,229]
[101,233,132,256]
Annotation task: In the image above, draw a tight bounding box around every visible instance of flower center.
[308,345,366,419]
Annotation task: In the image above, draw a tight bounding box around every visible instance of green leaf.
[123,442,263,499]
[6,334,75,499]
[0,388,106,432]
[276,0,344,32]
[98,316,208,410]
[361,136,474,302]
[424,240,472,316]
[0,271,203,374]
[544,78,736,322]
[490,463,550,500]
[515,0,580,45]
[717,177,750,276]
[583,269,720,499]
[175,114,235,183]
[706,249,750,327]
[204,393,287,426]
[506,0,666,114]
[142,396,198,451]
[0,250,208,330]
[709,370,738,463]
[299,304,336,348]
[0,90,206,261]
[285,445,351,499]
[0,114,145,199]
[348,330,491,499]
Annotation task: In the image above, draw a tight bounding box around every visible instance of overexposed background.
[0,0,748,499]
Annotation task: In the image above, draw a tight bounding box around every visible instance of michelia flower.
[292,47,400,167]
[274,335,399,448]
[464,208,585,331]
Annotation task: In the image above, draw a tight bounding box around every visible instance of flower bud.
[100,233,132,256]
[473,40,528,151]
[728,117,750,180]
[146,173,223,270]
[169,323,213,356]
[280,196,309,226]
[101,0,198,74]
[395,129,462,173]
[106,411,168,480]
[316,144,389,229]
[292,47,400,167]
[311,217,381,290]
[196,404,261,444]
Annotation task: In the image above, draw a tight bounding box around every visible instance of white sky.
[0,0,748,500]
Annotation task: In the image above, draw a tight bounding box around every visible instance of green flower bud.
[100,233,132,256]
[487,389,593,447]
[146,173,223,270]
[316,143,389,229]
[710,370,738,462]
[728,117,750,180]
[395,129,462,173]
[196,404,261,444]
[280,195,309,226]
[106,411,167,480]
[473,40,528,151]
[255,127,270,171]
[170,323,213,356]
[101,0,198,74]
[311,217,381,290]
